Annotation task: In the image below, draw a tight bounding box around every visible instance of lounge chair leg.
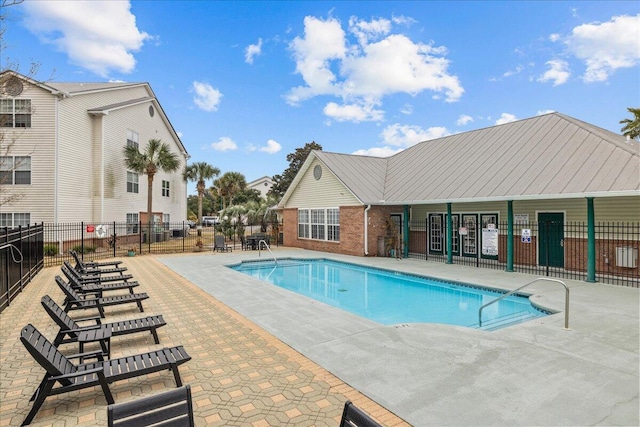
[98,305,105,318]
[97,372,114,404]
[136,301,144,312]
[23,380,54,425]
[171,363,183,387]
[29,374,48,401]
[151,328,160,344]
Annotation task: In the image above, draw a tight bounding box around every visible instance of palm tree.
[184,162,220,225]
[123,138,180,229]
[620,107,640,140]
[213,172,246,210]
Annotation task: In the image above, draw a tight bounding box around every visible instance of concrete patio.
[1,247,638,426]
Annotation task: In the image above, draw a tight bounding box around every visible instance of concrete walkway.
[0,253,408,426]
[158,248,639,427]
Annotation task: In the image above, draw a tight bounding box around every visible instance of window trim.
[0,155,31,185]
[1,98,32,128]
[127,171,139,193]
[162,180,170,197]
[298,208,340,242]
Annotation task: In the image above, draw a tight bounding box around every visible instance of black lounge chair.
[213,235,232,252]
[55,275,148,317]
[69,250,122,268]
[63,260,135,283]
[340,401,382,427]
[61,264,139,297]
[41,295,166,347]
[20,324,191,426]
[107,385,195,427]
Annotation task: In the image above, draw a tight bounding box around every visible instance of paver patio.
[0,254,409,426]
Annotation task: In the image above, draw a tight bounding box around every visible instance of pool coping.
[158,248,639,427]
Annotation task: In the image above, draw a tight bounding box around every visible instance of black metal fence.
[39,220,283,268]
[1,224,44,313]
[407,219,639,287]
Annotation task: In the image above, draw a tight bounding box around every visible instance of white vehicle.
[202,216,220,226]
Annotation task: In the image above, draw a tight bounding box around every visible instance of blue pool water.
[229,258,548,330]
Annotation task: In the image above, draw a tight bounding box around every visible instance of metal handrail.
[258,240,277,265]
[0,243,24,263]
[479,278,569,329]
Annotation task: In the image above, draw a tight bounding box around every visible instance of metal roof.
[288,112,639,206]
[47,81,144,94]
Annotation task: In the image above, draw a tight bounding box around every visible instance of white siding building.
[0,71,189,227]
[247,176,274,199]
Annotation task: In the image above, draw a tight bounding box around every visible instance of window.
[162,214,170,230]
[126,213,139,234]
[162,180,170,197]
[429,214,443,254]
[126,129,139,149]
[0,99,31,128]
[0,213,30,227]
[0,156,31,185]
[298,208,339,242]
[298,209,309,238]
[127,171,139,193]
[327,208,340,241]
[311,209,325,240]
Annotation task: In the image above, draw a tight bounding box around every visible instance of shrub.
[71,244,96,254]
[44,244,59,256]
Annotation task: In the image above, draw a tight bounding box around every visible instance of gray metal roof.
[87,97,154,113]
[299,112,640,205]
[47,81,144,94]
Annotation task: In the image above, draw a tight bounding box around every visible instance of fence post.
[586,197,597,283]
[446,203,453,264]
[506,201,514,272]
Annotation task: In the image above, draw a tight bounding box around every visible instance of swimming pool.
[228,258,549,330]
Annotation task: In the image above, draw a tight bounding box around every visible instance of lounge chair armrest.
[50,366,104,381]
[66,350,104,361]
[73,315,102,325]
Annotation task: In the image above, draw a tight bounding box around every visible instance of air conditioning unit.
[616,246,638,268]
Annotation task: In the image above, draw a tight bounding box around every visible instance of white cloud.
[457,114,473,126]
[549,33,561,42]
[565,14,640,82]
[23,1,149,77]
[538,59,571,86]
[211,137,237,151]
[323,101,384,122]
[259,139,282,154]
[286,15,464,119]
[245,38,263,64]
[400,104,413,115]
[193,81,223,112]
[381,123,449,147]
[495,113,517,125]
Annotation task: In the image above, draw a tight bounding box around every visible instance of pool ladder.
[258,240,277,265]
[478,278,570,329]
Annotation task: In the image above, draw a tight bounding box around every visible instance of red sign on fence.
[86,225,95,232]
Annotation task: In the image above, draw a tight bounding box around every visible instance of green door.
[538,213,564,268]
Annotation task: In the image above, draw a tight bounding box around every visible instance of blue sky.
[2,1,639,195]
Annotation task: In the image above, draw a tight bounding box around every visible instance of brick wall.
[282,205,403,257]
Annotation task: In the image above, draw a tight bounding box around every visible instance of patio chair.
[239,235,250,250]
[55,275,148,317]
[70,250,128,276]
[339,401,382,427]
[19,323,191,426]
[107,385,195,427]
[63,261,135,284]
[61,264,139,297]
[213,235,232,252]
[70,249,124,269]
[41,295,166,347]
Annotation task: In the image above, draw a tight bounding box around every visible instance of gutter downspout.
[364,205,371,255]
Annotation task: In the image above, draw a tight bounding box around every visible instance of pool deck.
[1,247,638,426]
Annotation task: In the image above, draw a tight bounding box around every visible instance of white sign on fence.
[521,228,531,243]
[482,228,499,256]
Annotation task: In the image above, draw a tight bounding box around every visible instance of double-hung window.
[126,130,139,149]
[298,209,309,238]
[0,156,31,184]
[127,171,139,193]
[126,213,139,234]
[162,180,169,197]
[0,212,30,227]
[1,99,31,128]
[298,208,340,242]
